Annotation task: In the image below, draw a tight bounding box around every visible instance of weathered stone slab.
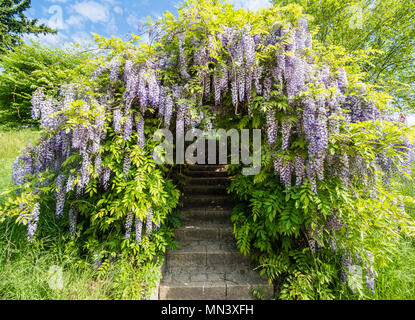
[187,165,229,172]
[159,280,227,300]
[182,195,233,208]
[184,185,228,196]
[185,170,229,177]
[175,222,234,242]
[180,208,233,224]
[207,251,251,266]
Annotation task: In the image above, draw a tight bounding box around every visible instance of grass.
[375,237,415,299]
[373,174,415,300]
[0,127,161,300]
[0,219,161,299]
[0,127,415,300]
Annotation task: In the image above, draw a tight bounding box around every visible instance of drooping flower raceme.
[10,11,406,295]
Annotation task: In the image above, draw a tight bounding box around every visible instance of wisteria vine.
[9,3,413,294]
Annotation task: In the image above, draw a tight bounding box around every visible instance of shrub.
[0,0,56,53]
[1,0,414,300]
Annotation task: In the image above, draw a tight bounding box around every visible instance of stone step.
[160,273,227,300]
[185,170,229,178]
[182,195,234,208]
[180,208,233,223]
[175,221,234,242]
[186,177,230,186]
[225,270,274,300]
[159,270,273,300]
[187,165,229,172]
[166,241,251,269]
[164,263,250,275]
[183,184,228,195]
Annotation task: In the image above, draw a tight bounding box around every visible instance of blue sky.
[27,0,271,46]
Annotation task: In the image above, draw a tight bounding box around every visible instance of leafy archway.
[4,0,414,299]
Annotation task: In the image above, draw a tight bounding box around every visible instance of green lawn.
[0,127,414,299]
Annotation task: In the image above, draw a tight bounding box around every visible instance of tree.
[0,0,56,52]
[273,0,415,111]
[0,41,93,125]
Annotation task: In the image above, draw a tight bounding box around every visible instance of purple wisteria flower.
[135,217,142,244]
[146,208,153,237]
[125,212,133,240]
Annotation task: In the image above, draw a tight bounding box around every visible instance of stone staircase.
[159,164,273,300]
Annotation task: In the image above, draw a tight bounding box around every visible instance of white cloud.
[228,0,271,12]
[114,6,123,15]
[28,7,36,16]
[106,16,118,35]
[47,5,66,30]
[126,14,141,29]
[37,17,50,26]
[101,0,119,5]
[46,0,68,3]
[150,10,162,20]
[72,1,110,23]
[24,32,68,47]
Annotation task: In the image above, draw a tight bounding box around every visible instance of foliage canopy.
[273,0,415,111]
[2,0,414,299]
[0,42,92,125]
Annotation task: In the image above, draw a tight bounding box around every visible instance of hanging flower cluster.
[168,14,408,199]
